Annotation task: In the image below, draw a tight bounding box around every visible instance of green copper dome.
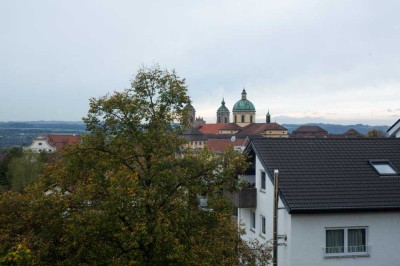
[217,98,230,113]
[232,89,256,112]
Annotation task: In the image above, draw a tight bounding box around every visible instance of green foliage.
[367,129,387,138]
[0,148,23,187]
[0,65,271,265]
[7,152,43,192]
[0,244,32,265]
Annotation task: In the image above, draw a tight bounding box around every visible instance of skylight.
[370,160,398,175]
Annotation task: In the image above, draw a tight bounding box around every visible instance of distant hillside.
[0,121,85,131]
[282,123,389,135]
[0,121,391,148]
[0,121,86,148]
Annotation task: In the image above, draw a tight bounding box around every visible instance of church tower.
[183,101,196,126]
[216,98,230,123]
[232,89,256,127]
[266,110,271,123]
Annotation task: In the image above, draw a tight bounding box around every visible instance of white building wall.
[25,139,55,153]
[238,156,292,265]
[239,154,400,266]
[290,212,400,266]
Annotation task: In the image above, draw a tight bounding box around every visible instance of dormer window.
[370,160,398,175]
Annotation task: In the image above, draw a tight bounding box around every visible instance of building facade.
[25,134,81,153]
[236,138,400,266]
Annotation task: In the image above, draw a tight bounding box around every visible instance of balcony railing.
[224,188,257,208]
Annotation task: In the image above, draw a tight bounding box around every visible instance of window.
[38,142,42,146]
[370,160,397,175]
[235,115,237,123]
[260,171,266,191]
[325,227,367,256]
[250,116,253,123]
[224,117,228,123]
[241,115,245,123]
[260,215,266,236]
[250,211,256,231]
[218,116,221,123]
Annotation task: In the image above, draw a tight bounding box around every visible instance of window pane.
[348,229,366,253]
[326,230,344,253]
[261,172,266,190]
[251,212,255,229]
[373,164,396,174]
[261,216,266,234]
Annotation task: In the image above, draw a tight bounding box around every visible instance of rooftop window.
[370,160,398,175]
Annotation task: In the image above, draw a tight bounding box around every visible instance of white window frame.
[250,210,256,232]
[325,227,369,258]
[260,171,266,192]
[369,160,398,175]
[260,215,266,237]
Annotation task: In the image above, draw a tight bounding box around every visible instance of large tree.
[367,129,387,138]
[0,66,270,265]
[0,147,23,188]
[7,151,50,192]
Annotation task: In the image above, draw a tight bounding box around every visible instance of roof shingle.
[248,138,400,213]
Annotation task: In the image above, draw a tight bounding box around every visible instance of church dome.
[232,89,256,112]
[217,99,230,113]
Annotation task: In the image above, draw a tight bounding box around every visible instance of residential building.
[24,135,56,153]
[237,137,400,266]
[25,134,81,153]
[291,125,328,138]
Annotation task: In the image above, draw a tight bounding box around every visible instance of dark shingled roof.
[343,128,361,136]
[293,125,328,134]
[248,138,400,214]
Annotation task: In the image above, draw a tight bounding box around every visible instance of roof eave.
[289,206,400,214]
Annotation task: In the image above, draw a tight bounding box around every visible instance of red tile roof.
[205,138,246,152]
[219,123,242,131]
[198,123,287,135]
[237,123,287,135]
[198,123,227,134]
[47,134,81,151]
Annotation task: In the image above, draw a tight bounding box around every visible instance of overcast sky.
[1,0,399,125]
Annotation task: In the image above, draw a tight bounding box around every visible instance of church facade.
[184,89,288,151]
